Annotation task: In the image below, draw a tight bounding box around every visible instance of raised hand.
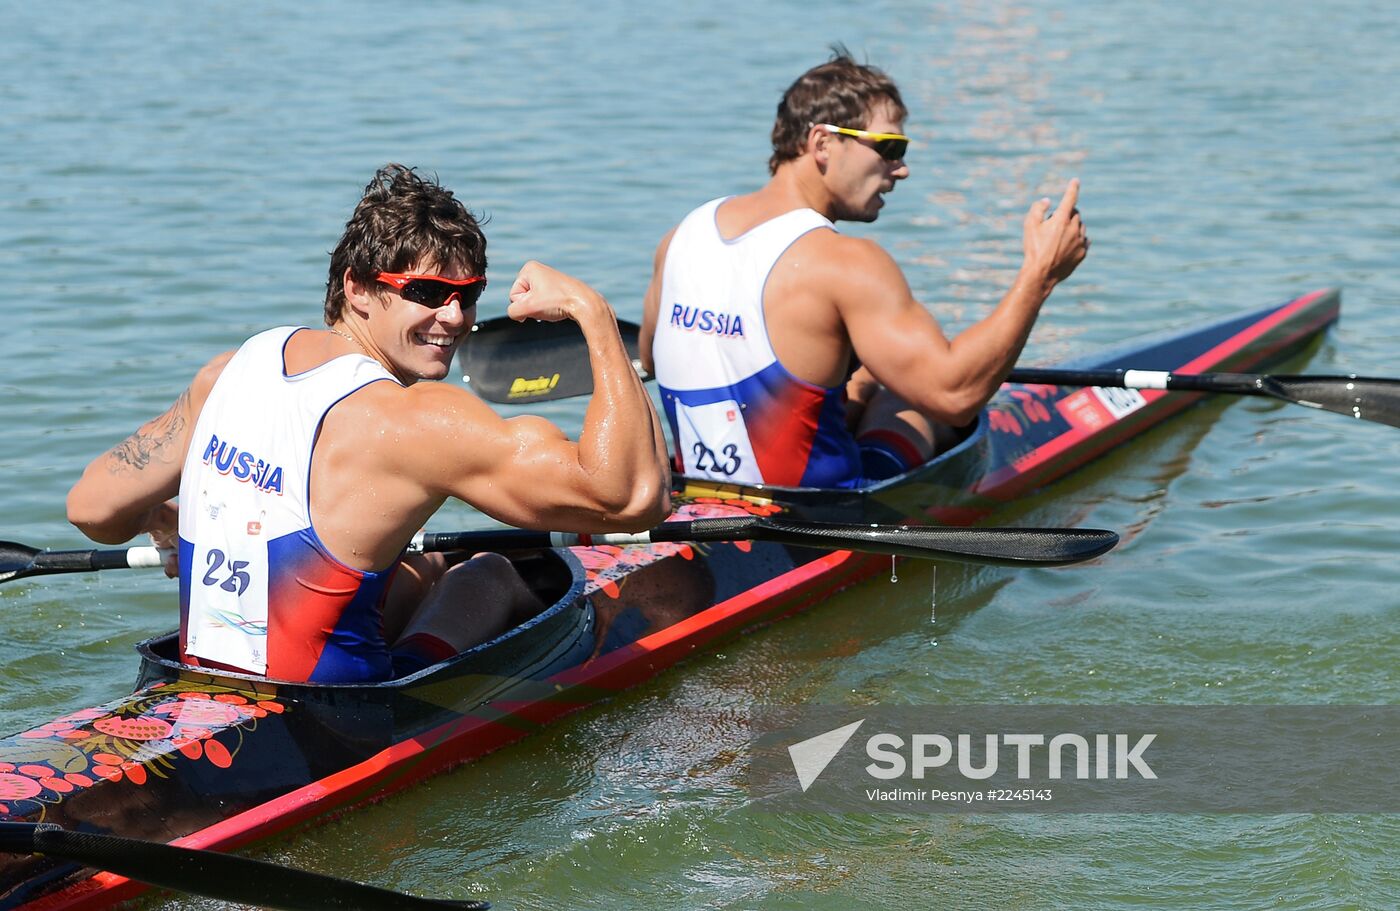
[506,260,608,324]
[1022,178,1090,290]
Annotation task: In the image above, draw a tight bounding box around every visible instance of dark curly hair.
[768,48,908,175]
[324,164,488,324]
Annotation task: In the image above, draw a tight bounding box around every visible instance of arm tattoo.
[107,388,191,474]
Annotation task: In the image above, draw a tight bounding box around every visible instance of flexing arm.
[392,262,671,533]
[66,353,232,544]
[838,180,1089,426]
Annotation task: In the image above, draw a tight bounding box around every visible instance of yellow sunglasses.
[816,123,910,161]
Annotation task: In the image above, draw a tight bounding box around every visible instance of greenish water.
[3,1,1400,908]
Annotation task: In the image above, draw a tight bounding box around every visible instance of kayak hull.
[0,289,1340,910]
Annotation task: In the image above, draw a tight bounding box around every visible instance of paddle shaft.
[462,315,1400,429]
[421,516,1118,568]
[0,542,165,584]
[1008,366,1400,427]
[27,546,164,573]
[3,518,1116,587]
[1011,367,1262,395]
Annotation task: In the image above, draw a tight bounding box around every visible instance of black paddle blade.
[649,517,1118,568]
[0,823,488,911]
[750,521,1119,567]
[1267,375,1400,428]
[0,540,42,584]
[459,316,645,403]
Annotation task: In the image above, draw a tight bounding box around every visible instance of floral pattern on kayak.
[986,383,1059,437]
[0,683,285,820]
[576,494,785,599]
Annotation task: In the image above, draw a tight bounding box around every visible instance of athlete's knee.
[397,555,520,655]
[438,552,535,603]
[454,552,545,623]
[464,550,516,575]
[436,551,516,591]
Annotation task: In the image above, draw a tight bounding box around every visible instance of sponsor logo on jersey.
[669,304,746,338]
[200,434,285,495]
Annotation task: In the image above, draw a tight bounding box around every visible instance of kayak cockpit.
[133,548,592,717]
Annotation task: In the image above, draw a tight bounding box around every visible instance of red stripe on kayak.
[1176,288,1330,374]
[13,873,141,911]
[974,290,1336,499]
[557,552,862,685]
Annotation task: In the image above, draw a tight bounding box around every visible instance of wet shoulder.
[780,228,896,281]
[330,377,493,436]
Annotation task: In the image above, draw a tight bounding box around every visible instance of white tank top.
[652,197,862,487]
[177,327,399,678]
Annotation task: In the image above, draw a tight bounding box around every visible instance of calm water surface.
[3,1,1400,909]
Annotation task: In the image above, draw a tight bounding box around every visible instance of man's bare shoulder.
[331,379,496,436]
[329,380,560,457]
[188,350,237,413]
[193,350,236,389]
[319,378,567,499]
[653,225,678,269]
[791,228,900,271]
[785,229,910,302]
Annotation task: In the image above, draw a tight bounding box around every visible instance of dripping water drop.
[929,565,938,646]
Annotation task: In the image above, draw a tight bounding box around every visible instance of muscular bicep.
[830,242,995,425]
[394,386,660,533]
[836,244,952,385]
[449,416,608,529]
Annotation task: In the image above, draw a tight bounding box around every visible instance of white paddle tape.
[1121,370,1171,390]
[126,547,169,569]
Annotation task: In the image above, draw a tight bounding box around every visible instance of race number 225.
[202,548,251,595]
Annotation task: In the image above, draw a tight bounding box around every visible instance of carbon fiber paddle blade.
[1270,375,1400,428]
[0,540,41,584]
[0,823,489,911]
[750,521,1119,567]
[459,317,644,403]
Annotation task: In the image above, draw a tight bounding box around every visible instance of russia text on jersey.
[669,304,746,338]
[200,433,286,495]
